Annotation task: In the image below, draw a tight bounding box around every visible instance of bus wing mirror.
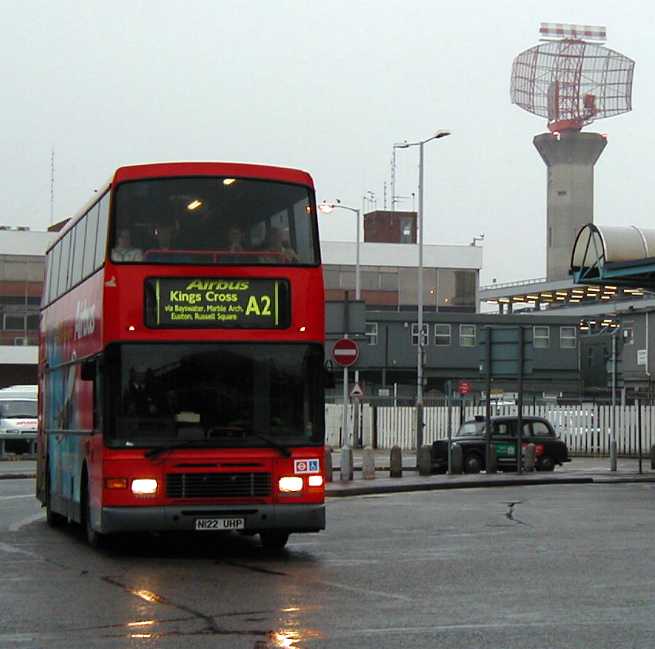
[81,359,95,382]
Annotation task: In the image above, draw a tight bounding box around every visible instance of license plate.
[195,518,245,531]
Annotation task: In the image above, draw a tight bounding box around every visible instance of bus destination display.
[146,278,289,328]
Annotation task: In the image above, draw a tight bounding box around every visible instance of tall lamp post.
[394,130,451,458]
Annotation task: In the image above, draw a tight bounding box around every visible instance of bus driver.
[111,229,143,262]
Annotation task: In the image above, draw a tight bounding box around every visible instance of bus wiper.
[250,431,292,458]
[144,440,207,460]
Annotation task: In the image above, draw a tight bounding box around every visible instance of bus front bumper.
[97,503,325,534]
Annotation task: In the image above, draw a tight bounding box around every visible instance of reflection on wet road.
[2,480,655,647]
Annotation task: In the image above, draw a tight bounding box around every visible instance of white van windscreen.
[0,401,37,418]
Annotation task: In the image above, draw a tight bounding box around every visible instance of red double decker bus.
[37,162,325,549]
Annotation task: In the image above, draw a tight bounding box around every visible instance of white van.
[0,385,38,439]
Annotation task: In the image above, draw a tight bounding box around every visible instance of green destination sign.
[145,278,289,329]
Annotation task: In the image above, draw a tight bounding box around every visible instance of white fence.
[325,403,655,456]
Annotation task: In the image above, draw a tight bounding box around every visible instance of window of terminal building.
[322,266,340,290]
[326,265,402,293]
[365,322,378,345]
[459,324,476,347]
[435,324,451,346]
[2,314,39,331]
[360,268,380,291]
[400,218,413,243]
[379,268,399,291]
[339,269,356,290]
[399,268,436,306]
[560,326,576,349]
[623,327,634,345]
[534,326,550,348]
[436,269,476,310]
[410,323,429,346]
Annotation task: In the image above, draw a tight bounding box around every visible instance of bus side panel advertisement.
[41,272,102,506]
[144,277,290,329]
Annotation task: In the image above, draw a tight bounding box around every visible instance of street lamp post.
[395,130,451,459]
[319,200,362,452]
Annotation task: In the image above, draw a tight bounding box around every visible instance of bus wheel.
[45,470,65,528]
[82,475,106,549]
[260,531,290,551]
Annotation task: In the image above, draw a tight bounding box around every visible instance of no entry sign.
[458,380,471,396]
[332,338,359,367]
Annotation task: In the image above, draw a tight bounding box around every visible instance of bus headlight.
[308,475,323,487]
[278,476,303,493]
[131,479,158,495]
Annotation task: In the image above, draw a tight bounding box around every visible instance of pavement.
[325,451,655,496]
[3,452,655,495]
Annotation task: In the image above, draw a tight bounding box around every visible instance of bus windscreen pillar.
[534,131,607,281]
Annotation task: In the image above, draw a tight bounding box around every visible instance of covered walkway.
[571,223,655,289]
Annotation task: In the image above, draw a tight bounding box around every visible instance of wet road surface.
[1,479,655,648]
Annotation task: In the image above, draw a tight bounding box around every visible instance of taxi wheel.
[463,454,482,474]
[538,456,555,472]
[260,531,290,551]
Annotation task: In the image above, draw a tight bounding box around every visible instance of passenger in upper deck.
[227,225,246,252]
[266,227,298,263]
[111,228,143,262]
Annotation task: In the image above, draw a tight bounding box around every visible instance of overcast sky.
[1,0,653,283]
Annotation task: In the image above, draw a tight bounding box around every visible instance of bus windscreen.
[111,177,318,265]
[106,343,324,449]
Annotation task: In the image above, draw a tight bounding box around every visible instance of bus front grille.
[166,472,272,498]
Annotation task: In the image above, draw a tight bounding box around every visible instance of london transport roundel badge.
[294,459,320,474]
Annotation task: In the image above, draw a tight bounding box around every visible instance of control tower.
[511,23,634,281]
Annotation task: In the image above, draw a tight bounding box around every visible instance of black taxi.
[431,415,571,474]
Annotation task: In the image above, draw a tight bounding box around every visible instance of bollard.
[390,445,402,478]
[324,446,333,483]
[610,439,617,472]
[651,445,655,470]
[450,443,463,474]
[524,443,536,472]
[340,446,353,482]
[418,445,432,476]
[362,447,376,480]
[486,444,497,474]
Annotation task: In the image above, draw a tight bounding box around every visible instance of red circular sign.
[458,380,471,396]
[332,338,359,367]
